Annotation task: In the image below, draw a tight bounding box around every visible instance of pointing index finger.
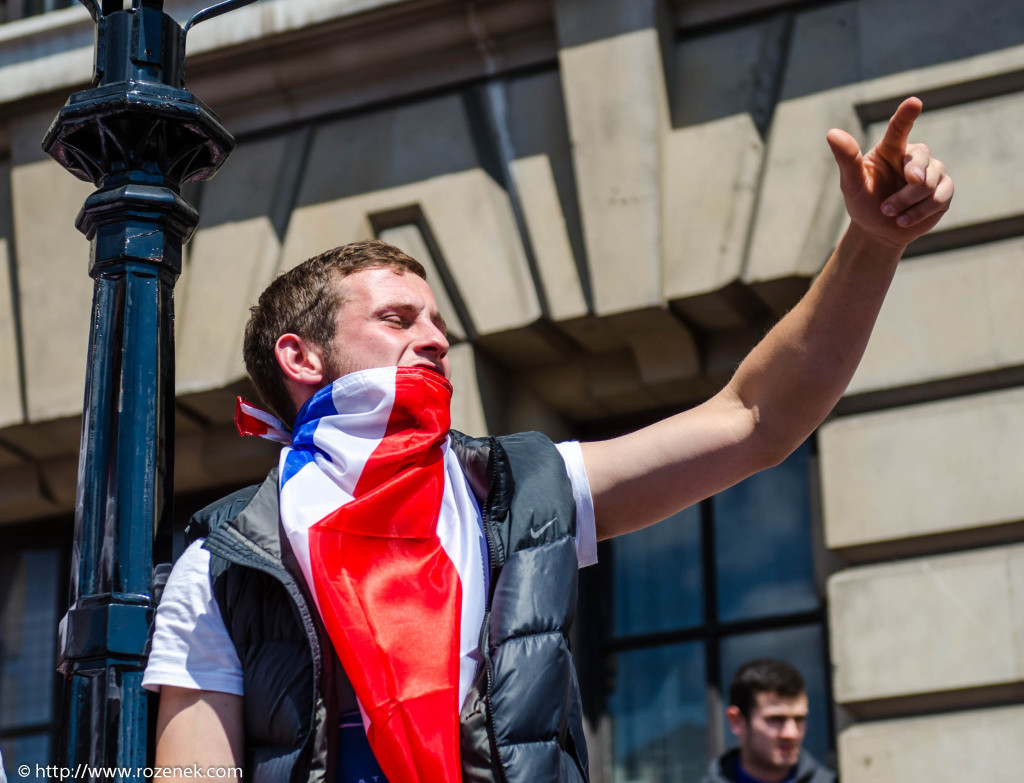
[876,96,923,164]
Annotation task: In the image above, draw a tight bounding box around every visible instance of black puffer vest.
[187,431,589,783]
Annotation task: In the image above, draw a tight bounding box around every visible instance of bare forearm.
[727,221,903,459]
[155,687,243,781]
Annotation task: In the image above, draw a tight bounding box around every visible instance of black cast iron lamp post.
[42,0,258,775]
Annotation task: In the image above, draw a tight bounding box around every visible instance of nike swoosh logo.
[529,517,557,539]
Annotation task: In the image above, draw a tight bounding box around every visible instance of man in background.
[702,659,835,783]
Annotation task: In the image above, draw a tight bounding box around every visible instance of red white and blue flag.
[237,366,479,783]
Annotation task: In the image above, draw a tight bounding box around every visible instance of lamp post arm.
[184,0,261,33]
[77,0,101,22]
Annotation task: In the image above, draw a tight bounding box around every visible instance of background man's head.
[243,240,426,427]
[725,659,809,782]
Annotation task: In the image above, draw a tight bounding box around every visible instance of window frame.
[0,515,73,765]
[590,438,837,774]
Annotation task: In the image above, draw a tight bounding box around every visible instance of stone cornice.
[0,0,557,144]
[186,0,557,135]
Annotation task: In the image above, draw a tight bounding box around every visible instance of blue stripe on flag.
[287,385,340,472]
[293,387,341,444]
[280,449,317,487]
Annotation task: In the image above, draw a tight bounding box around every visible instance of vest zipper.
[478,437,509,783]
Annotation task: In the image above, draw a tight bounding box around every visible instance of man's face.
[727,691,808,780]
[321,267,451,383]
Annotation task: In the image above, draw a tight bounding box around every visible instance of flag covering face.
[261,366,465,783]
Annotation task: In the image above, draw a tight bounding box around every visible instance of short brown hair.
[728,659,806,720]
[243,240,426,427]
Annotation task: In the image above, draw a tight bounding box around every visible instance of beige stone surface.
[661,13,789,315]
[553,304,704,407]
[820,388,1024,550]
[447,343,489,437]
[743,2,862,292]
[743,87,855,291]
[0,256,17,428]
[0,441,22,470]
[848,237,1024,394]
[0,0,557,157]
[0,160,23,429]
[838,704,1024,782]
[556,0,668,315]
[0,0,408,107]
[0,415,81,461]
[39,454,77,508]
[174,421,279,493]
[662,114,762,302]
[582,349,652,413]
[503,69,588,322]
[0,440,18,473]
[176,133,298,395]
[829,544,1024,704]
[508,153,587,322]
[606,307,700,391]
[0,463,59,524]
[281,94,540,337]
[188,0,555,136]
[0,5,93,106]
[9,112,94,423]
[523,360,606,422]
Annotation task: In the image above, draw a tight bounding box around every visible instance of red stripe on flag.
[308,369,462,783]
[235,397,291,443]
[235,404,271,439]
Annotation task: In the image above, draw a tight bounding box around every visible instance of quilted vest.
[187,431,589,783]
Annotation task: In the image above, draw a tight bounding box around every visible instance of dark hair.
[728,659,806,719]
[242,240,426,427]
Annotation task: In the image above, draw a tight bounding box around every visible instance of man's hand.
[827,97,953,249]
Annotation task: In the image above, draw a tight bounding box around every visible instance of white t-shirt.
[142,440,597,705]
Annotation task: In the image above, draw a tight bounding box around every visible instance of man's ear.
[275,333,326,388]
[726,705,747,742]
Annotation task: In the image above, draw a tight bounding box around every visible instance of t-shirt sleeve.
[555,440,598,568]
[142,539,244,696]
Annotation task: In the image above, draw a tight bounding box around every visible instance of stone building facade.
[0,0,1022,780]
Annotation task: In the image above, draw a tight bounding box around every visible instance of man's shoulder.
[794,751,837,783]
[699,749,737,783]
[185,468,278,545]
[698,750,836,783]
[448,429,563,499]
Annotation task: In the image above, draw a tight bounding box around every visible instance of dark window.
[600,442,833,783]
[0,518,71,774]
[2,0,73,22]
[0,477,256,775]
[21,0,74,17]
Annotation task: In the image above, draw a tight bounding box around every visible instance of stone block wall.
[0,0,1022,778]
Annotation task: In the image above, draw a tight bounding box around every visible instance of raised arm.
[155,686,243,781]
[583,97,953,540]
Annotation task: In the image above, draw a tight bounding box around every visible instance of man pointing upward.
[144,98,951,782]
